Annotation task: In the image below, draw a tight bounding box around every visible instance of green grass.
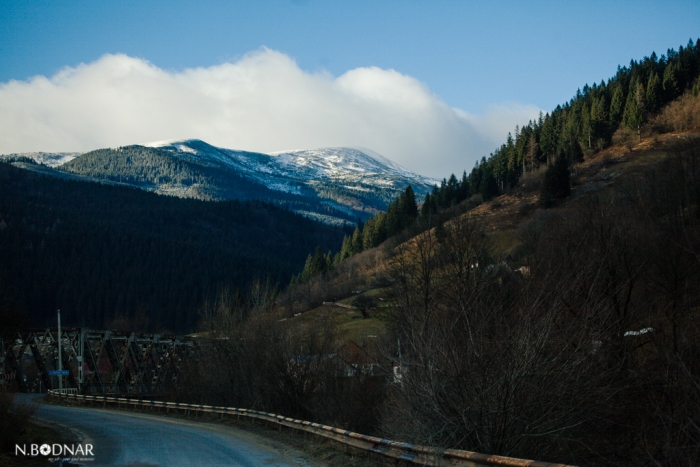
[286,295,390,343]
[336,317,387,342]
[336,287,392,306]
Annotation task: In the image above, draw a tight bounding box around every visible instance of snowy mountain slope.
[2,140,437,225]
[0,152,80,167]
[270,147,431,186]
[146,139,437,194]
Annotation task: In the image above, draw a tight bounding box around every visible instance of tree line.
[291,185,419,284]
[291,38,700,283]
[421,38,700,219]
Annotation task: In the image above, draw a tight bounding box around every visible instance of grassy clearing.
[335,287,392,306]
[286,300,389,343]
[336,316,386,342]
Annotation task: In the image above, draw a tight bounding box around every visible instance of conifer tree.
[540,151,571,207]
[420,193,433,223]
[403,185,418,219]
[362,217,375,250]
[645,71,662,113]
[479,168,498,200]
[458,171,469,201]
[339,235,352,261]
[525,133,539,172]
[609,84,625,124]
[663,60,681,100]
[350,226,363,255]
[623,79,644,129]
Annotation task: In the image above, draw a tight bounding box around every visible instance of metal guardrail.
[47,390,575,467]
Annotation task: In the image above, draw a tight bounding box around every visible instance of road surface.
[21,395,319,467]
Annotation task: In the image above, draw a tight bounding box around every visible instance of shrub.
[652,92,700,133]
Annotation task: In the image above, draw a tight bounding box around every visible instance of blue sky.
[1,1,699,176]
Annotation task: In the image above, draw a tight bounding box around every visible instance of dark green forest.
[421,38,700,218]
[0,162,344,333]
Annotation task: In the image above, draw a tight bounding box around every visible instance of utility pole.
[397,337,402,385]
[58,309,62,394]
[0,336,4,390]
[78,328,84,393]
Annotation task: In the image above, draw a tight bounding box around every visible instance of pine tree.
[589,94,608,147]
[645,71,662,113]
[339,235,352,261]
[479,168,498,200]
[540,151,571,207]
[403,185,418,219]
[581,102,592,148]
[525,133,539,172]
[457,171,469,201]
[540,113,558,164]
[663,60,681,100]
[622,79,644,129]
[362,217,375,250]
[350,226,363,255]
[609,84,625,124]
[420,193,433,223]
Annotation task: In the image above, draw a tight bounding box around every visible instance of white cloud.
[0,49,541,178]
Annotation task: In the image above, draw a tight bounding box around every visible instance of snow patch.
[0,152,81,167]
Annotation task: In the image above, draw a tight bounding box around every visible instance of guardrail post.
[45,391,576,467]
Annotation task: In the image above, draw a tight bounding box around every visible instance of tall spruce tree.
[479,168,499,200]
[645,71,662,113]
[540,151,571,207]
[623,79,644,129]
[609,84,625,125]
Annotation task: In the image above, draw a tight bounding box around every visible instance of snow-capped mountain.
[146,139,436,194]
[2,140,437,226]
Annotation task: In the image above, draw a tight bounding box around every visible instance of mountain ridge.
[1,141,437,226]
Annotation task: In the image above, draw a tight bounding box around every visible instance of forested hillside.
[290,39,700,297]
[59,145,361,224]
[0,162,344,332]
[181,40,700,467]
[421,38,700,217]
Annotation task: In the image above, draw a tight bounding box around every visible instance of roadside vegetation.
[0,391,68,467]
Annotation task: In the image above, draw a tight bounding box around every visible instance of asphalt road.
[20,395,318,467]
